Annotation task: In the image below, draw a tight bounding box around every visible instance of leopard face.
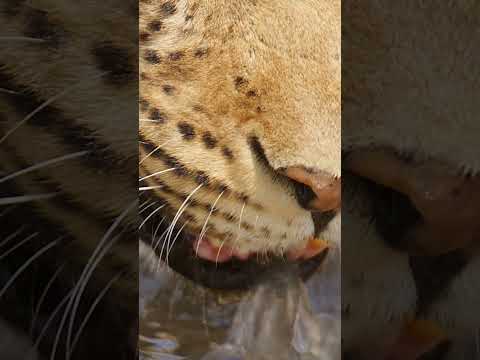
[139,0,340,288]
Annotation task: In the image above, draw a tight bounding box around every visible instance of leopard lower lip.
[192,235,330,263]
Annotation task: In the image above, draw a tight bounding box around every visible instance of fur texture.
[139,0,340,257]
[342,1,480,358]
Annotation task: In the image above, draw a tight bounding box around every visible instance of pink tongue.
[193,238,247,263]
[193,237,328,263]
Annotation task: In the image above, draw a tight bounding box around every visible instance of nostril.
[285,166,341,212]
[291,179,318,211]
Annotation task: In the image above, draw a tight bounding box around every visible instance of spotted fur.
[0,1,137,359]
[139,0,340,260]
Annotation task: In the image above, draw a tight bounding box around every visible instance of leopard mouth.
[139,201,335,290]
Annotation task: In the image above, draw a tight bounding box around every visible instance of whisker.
[166,221,189,262]
[151,217,166,247]
[215,239,227,266]
[230,202,246,256]
[63,200,137,359]
[68,272,123,357]
[139,201,157,215]
[139,185,164,191]
[0,193,58,205]
[139,139,173,164]
[26,288,75,360]
[139,205,165,229]
[0,36,47,43]
[0,87,21,95]
[0,204,18,217]
[164,184,203,265]
[0,151,88,184]
[0,238,60,299]
[30,263,66,337]
[0,226,26,248]
[139,168,176,181]
[0,72,106,144]
[0,232,38,261]
[196,191,224,255]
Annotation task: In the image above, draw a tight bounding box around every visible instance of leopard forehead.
[140,0,340,177]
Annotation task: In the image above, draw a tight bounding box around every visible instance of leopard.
[0,0,138,359]
[341,1,480,359]
[138,0,341,290]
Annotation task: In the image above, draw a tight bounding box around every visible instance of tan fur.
[140,0,340,255]
[342,2,480,358]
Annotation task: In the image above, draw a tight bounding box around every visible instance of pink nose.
[285,167,341,212]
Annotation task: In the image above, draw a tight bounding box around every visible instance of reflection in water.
[139,242,340,360]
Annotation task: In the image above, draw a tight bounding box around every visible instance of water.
[139,242,341,360]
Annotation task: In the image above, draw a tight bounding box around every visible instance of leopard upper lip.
[345,149,479,255]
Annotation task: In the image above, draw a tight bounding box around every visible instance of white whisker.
[151,217,165,247]
[139,205,165,229]
[26,288,75,360]
[0,226,25,248]
[139,185,164,191]
[0,72,106,144]
[69,272,123,356]
[139,201,157,215]
[0,151,88,184]
[196,191,225,255]
[166,221,189,262]
[0,36,47,43]
[30,263,66,337]
[230,202,246,256]
[164,184,203,265]
[0,232,38,261]
[0,238,60,299]
[139,167,176,181]
[215,239,227,265]
[63,200,137,359]
[0,193,58,205]
[0,87,20,95]
[139,139,173,164]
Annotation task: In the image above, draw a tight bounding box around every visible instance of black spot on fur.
[162,84,175,95]
[185,15,193,21]
[222,146,234,160]
[24,8,60,45]
[218,184,230,193]
[177,122,195,140]
[194,48,208,58]
[246,90,257,97]
[92,42,134,85]
[148,108,166,123]
[148,20,163,32]
[194,171,209,185]
[183,213,196,222]
[189,199,199,208]
[242,223,253,231]
[169,51,184,61]
[223,213,236,223]
[162,184,173,194]
[234,76,247,89]
[202,132,217,149]
[238,193,249,203]
[161,1,177,16]
[139,32,151,42]
[144,49,161,64]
